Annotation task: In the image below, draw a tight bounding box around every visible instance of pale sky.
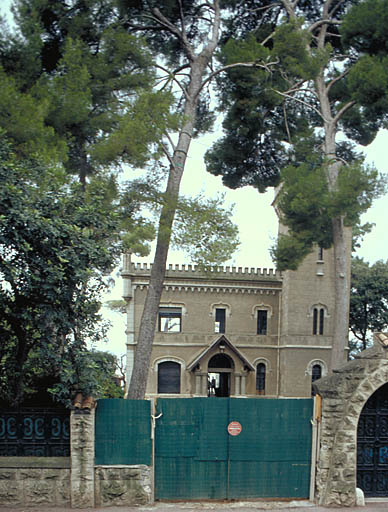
[2,1,388,357]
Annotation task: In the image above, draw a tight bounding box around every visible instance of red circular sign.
[227,421,242,436]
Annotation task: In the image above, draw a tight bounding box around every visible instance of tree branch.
[329,0,347,18]
[333,100,356,125]
[164,131,177,154]
[280,0,297,19]
[155,64,191,101]
[283,102,292,143]
[350,326,365,342]
[274,89,326,121]
[199,59,280,94]
[151,7,195,62]
[308,18,342,34]
[160,141,175,169]
[199,0,220,62]
[326,69,349,95]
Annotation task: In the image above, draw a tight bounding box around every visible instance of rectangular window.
[313,308,318,335]
[257,310,268,335]
[158,307,182,333]
[215,308,226,333]
[319,308,324,335]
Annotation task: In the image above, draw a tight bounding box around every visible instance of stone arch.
[305,359,328,378]
[154,357,186,395]
[153,356,186,372]
[314,338,388,507]
[208,352,234,369]
[253,357,271,373]
[307,303,329,318]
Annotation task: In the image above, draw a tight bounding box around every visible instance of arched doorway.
[208,353,233,397]
[357,381,388,497]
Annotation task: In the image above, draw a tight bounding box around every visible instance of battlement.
[121,254,281,280]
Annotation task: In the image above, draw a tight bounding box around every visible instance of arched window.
[311,363,322,396]
[306,359,326,397]
[313,307,325,335]
[312,364,322,383]
[157,361,181,394]
[256,363,266,395]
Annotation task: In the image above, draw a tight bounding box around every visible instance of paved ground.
[0,500,388,512]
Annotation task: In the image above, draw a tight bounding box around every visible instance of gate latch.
[151,413,162,439]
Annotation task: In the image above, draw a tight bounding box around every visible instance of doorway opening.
[207,353,233,397]
[357,381,388,497]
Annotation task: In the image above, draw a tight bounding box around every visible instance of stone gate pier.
[314,332,388,506]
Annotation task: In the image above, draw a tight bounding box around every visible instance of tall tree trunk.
[127,55,212,399]
[317,69,350,370]
[331,216,350,368]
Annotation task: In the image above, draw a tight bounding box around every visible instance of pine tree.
[206,0,388,370]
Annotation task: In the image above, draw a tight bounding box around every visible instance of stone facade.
[94,465,151,507]
[122,238,350,398]
[0,458,70,507]
[314,332,388,506]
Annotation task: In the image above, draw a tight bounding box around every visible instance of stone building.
[121,234,350,398]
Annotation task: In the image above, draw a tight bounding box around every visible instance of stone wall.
[313,333,388,506]
[0,457,70,507]
[71,410,96,508]
[95,465,152,507]
[0,406,153,508]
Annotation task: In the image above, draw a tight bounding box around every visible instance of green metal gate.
[155,397,313,500]
[95,399,151,465]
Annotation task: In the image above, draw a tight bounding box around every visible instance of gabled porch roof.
[187,335,255,372]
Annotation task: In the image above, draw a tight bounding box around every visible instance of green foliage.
[352,222,375,251]
[270,234,311,272]
[271,156,386,271]
[207,0,388,190]
[0,67,66,161]
[340,105,381,146]
[206,27,315,191]
[173,194,240,268]
[105,300,127,314]
[273,19,329,81]
[221,33,270,66]
[49,351,124,406]
[1,0,175,178]
[91,89,178,169]
[0,137,123,405]
[347,54,388,104]
[341,0,388,56]
[2,1,243,403]
[349,257,388,353]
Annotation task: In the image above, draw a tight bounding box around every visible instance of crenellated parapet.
[121,254,281,282]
